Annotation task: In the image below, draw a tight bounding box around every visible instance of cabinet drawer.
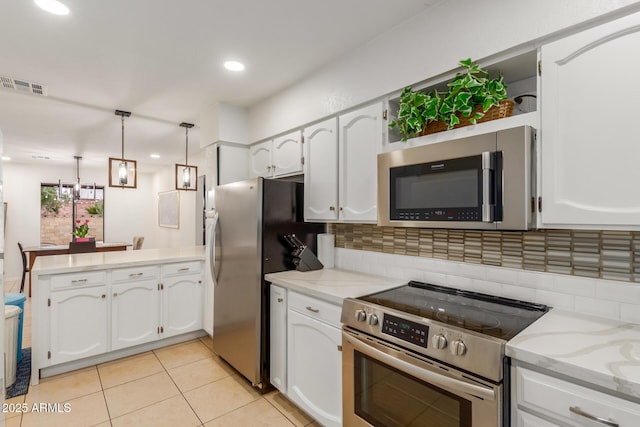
[516,367,640,426]
[162,261,202,277]
[112,265,159,282]
[51,271,107,290]
[288,291,341,328]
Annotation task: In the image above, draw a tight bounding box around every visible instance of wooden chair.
[68,240,97,254]
[18,242,28,294]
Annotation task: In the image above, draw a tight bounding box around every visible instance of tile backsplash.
[328,224,640,283]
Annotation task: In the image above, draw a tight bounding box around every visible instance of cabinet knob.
[329,206,335,211]
[267,166,272,171]
[113,292,118,297]
[339,207,343,211]
[277,297,283,303]
[101,294,106,299]
[272,164,276,169]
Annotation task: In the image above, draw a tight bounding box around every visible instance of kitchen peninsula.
[30,247,205,385]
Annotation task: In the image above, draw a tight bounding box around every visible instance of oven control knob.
[355,310,367,322]
[432,334,448,350]
[367,314,379,326]
[451,339,467,356]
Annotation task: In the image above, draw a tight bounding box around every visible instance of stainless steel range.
[341,281,549,427]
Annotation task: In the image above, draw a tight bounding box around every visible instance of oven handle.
[345,332,496,401]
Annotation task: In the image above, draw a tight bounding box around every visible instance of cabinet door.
[304,118,338,221]
[249,140,273,178]
[516,411,561,427]
[269,285,287,393]
[218,144,249,185]
[111,279,160,350]
[162,273,203,337]
[273,131,303,177]
[338,102,383,223]
[540,12,640,229]
[50,287,108,365]
[287,309,342,427]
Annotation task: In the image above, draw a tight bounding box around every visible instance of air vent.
[1,76,48,96]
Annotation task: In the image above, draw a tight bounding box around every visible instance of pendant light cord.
[185,126,189,164]
[121,115,125,160]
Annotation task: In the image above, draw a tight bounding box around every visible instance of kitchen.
[2,0,640,426]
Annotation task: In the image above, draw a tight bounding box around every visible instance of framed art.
[158,190,180,228]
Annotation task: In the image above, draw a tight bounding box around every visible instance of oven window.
[354,351,472,427]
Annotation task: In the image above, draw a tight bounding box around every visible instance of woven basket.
[420,99,514,136]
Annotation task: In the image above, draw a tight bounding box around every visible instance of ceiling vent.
[1,76,48,96]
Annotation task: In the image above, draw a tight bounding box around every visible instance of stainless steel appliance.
[212,177,324,390]
[342,281,548,427]
[378,125,535,230]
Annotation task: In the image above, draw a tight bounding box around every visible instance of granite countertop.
[32,246,205,275]
[507,309,640,399]
[265,268,405,305]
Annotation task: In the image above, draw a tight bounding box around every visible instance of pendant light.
[109,110,137,188]
[175,122,198,191]
[73,155,82,199]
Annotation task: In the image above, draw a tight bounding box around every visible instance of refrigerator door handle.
[210,210,219,284]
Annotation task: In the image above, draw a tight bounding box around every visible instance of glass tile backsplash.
[328,224,640,283]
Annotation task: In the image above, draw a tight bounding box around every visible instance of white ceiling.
[0,0,439,173]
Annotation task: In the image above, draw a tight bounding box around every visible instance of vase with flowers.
[72,219,91,242]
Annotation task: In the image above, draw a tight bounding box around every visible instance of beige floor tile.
[305,422,322,427]
[199,335,214,352]
[93,423,112,427]
[184,375,261,423]
[4,394,26,419]
[5,414,22,427]
[21,391,109,427]
[204,398,295,427]
[98,351,164,389]
[26,367,102,405]
[111,395,201,427]
[167,355,233,392]
[104,371,180,418]
[264,391,314,427]
[154,340,213,370]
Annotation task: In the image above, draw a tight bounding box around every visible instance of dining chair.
[17,242,28,293]
[133,236,144,250]
[68,241,97,254]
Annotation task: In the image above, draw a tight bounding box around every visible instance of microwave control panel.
[382,314,428,348]
[393,208,482,222]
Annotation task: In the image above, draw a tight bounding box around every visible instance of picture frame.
[158,190,180,229]
[108,157,137,188]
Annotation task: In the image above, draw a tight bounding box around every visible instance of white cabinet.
[303,102,383,223]
[162,268,203,338]
[269,285,287,393]
[49,285,108,365]
[540,11,640,229]
[250,131,303,178]
[216,143,249,185]
[287,292,342,427]
[513,365,640,427]
[111,275,160,351]
[304,118,339,221]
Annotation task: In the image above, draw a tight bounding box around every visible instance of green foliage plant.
[41,186,62,215]
[85,201,104,216]
[389,58,508,141]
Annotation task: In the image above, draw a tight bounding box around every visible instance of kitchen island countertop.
[507,309,640,400]
[32,246,205,275]
[265,268,405,305]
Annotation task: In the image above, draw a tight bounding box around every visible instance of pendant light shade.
[73,155,82,199]
[109,110,137,188]
[175,122,197,191]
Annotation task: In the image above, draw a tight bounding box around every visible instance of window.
[40,183,105,244]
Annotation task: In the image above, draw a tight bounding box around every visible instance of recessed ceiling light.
[224,61,245,72]
[150,154,160,159]
[2,156,10,161]
[35,0,70,15]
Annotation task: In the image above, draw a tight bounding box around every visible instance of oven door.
[343,329,501,427]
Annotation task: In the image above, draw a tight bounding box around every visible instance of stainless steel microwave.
[378,126,535,230]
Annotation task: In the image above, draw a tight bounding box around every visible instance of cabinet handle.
[569,407,619,427]
[113,292,118,297]
[178,267,190,272]
[71,279,88,283]
[306,306,319,313]
[329,206,335,211]
[339,207,343,211]
[129,272,143,277]
[337,345,342,352]
[101,294,106,299]
[267,165,272,171]
[277,298,283,303]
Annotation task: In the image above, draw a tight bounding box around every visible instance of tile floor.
[3,279,320,427]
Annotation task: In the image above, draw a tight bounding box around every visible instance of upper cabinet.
[304,102,383,223]
[249,131,303,178]
[539,12,640,230]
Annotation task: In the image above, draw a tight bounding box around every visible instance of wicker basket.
[420,99,514,136]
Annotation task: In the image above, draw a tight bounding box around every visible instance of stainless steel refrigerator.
[211,177,324,390]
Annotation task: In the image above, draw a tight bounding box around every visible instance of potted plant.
[72,219,91,242]
[389,58,511,141]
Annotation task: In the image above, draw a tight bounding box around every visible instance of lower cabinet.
[270,286,342,427]
[163,272,203,337]
[513,365,640,427]
[49,285,108,365]
[111,279,160,350]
